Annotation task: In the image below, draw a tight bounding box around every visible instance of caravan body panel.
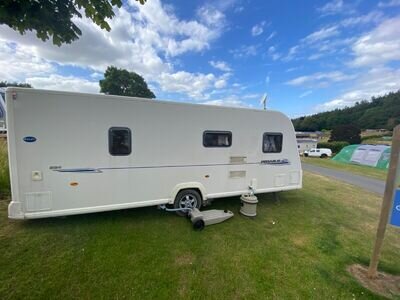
[7,88,302,219]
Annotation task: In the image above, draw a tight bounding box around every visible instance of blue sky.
[1,0,400,117]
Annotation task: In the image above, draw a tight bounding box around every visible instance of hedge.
[317,141,349,153]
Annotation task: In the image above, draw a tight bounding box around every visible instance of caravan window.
[203,131,232,147]
[263,133,283,153]
[109,127,131,156]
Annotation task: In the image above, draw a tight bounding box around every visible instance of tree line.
[292,91,400,131]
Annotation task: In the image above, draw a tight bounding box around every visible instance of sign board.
[390,189,400,227]
[390,160,400,227]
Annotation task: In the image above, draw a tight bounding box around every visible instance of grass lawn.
[1,172,399,299]
[302,156,388,181]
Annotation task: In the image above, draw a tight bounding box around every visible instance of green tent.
[332,144,390,170]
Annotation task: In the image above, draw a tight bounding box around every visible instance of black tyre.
[174,189,202,217]
[304,153,309,157]
[320,153,328,158]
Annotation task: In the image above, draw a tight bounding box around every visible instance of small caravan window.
[203,131,232,147]
[109,127,131,156]
[263,133,283,153]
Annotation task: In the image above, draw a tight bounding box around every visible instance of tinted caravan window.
[203,131,232,147]
[263,133,283,153]
[109,127,131,156]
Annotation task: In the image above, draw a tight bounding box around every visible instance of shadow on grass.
[12,192,280,230]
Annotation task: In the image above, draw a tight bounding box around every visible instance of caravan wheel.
[174,189,202,217]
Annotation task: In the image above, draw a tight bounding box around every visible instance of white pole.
[260,93,267,110]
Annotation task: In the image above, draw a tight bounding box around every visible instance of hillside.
[292,91,400,131]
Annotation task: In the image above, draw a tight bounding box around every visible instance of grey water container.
[240,193,258,217]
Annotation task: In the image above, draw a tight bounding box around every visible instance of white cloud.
[266,31,276,41]
[302,26,340,44]
[317,0,344,15]
[317,0,355,16]
[286,67,300,73]
[316,67,400,111]
[214,79,227,89]
[197,5,226,27]
[287,45,299,56]
[286,71,355,87]
[0,0,231,99]
[26,75,99,93]
[90,72,103,79]
[267,46,281,61]
[308,53,323,60]
[202,96,251,108]
[231,45,258,58]
[158,71,231,98]
[351,17,400,67]
[282,45,299,62]
[209,60,232,72]
[299,90,312,98]
[242,93,262,99]
[0,41,54,82]
[234,6,244,13]
[251,21,266,36]
[293,11,381,62]
[130,0,225,57]
[378,0,400,7]
[0,7,168,78]
[265,75,270,84]
[340,11,384,27]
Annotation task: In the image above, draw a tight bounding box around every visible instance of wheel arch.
[169,182,207,204]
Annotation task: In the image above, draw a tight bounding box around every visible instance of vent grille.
[25,192,52,212]
[230,156,247,164]
[229,170,246,178]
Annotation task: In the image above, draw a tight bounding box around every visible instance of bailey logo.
[23,136,37,143]
[261,159,290,165]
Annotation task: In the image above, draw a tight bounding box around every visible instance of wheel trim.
[179,194,197,209]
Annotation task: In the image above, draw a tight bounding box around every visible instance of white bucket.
[240,193,258,217]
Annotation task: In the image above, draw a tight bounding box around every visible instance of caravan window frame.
[203,131,232,148]
[262,132,283,153]
[108,127,132,156]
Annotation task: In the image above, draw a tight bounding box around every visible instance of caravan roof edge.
[5,87,287,116]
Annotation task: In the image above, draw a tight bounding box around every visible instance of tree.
[0,81,32,88]
[0,0,146,46]
[99,66,155,99]
[330,124,361,144]
[292,90,400,131]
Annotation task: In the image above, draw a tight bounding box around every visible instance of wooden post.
[368,125,400,278]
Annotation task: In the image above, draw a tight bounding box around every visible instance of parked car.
[304,148,332,158]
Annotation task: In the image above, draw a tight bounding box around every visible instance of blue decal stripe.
[53,160,292,173]
[55,168,102,173]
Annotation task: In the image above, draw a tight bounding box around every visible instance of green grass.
[1,172,399,299]
[0,140,10,197]
[362,137,392,146]
[302,156,388,181]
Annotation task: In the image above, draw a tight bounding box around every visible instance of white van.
[6,88,302,219]
[304,148,332,158]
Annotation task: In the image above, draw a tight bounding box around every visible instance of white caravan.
[6,88,302,219]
